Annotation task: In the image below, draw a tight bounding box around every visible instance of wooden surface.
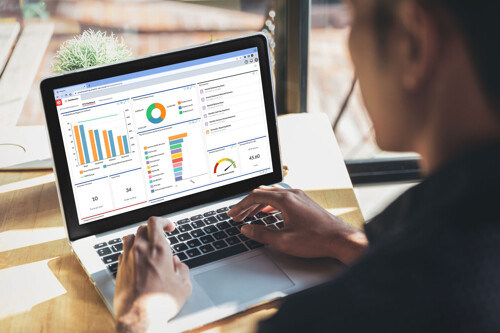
[0,22,54,127]
[0,115,364,333]
[0,22,20,74]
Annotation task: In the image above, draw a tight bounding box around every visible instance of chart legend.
[169,133,187,181]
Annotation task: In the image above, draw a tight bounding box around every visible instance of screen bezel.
[40,33,282,241]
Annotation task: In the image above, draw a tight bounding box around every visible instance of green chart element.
[146,103,166,124]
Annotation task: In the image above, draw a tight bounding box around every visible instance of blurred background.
[1,0,420,217]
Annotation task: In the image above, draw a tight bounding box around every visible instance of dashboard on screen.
[53,47,273,224]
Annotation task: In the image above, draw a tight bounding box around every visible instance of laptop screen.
[53,47,273,225]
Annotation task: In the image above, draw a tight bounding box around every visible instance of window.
[12,0,279,125]
[307,0,421,184]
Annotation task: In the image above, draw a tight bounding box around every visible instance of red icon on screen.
[56,99,62,106]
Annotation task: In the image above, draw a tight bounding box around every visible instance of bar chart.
[169,133,187,181]
[73,116,131,165]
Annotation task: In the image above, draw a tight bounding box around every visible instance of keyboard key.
[173,243,188,252]
[94,242,107,249]
[204,216,218,224]
[168,236,179,245]
[176,252,187,261]
[213,231,228,240]
[213,240,228,249]
[252,219,265,226]
[256,212,269,218]
[263,216,278,224]
[229,219,242,226]
[274,213,283,221]
[191,220,205,229]
[178,224,193,233]
[108,262,118,273]
[217,213,230,221]
[102,253,120,264]
[167,228,180,236]
[239,234,249,242]
[199,244,215,253]
[184,244,248,269]
[226,236,241,245]
[186,248,201,258]
[244,216,256,222]
[276,221,284,229]
[216,207,229,213]
[191,229,205,238]
[108,238,121,245]
[112,271,117,278]
[204,225,218,234]
[226,227,240,236]
[217,221,231,230]
[203,211,216,217]
[268,224,279,230]
[246,240,265,250]
[111,243,123,252]
[191,215,203,221]
[177,218,191,225]
[187,239,202,248]
[97,247,112,256]
[178,233,192,241]
[200,235,215,244]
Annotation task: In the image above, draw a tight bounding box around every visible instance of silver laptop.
[40,33,339,332]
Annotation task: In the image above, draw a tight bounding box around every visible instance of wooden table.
[0,112,364,332]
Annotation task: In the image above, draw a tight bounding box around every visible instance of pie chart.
[146,103,166,124]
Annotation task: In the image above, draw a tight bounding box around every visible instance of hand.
[228,186,368,265]
[114,217,192,333]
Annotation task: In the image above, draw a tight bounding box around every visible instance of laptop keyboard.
[93,206,284,278]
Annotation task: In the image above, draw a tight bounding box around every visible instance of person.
[113,0,500,331]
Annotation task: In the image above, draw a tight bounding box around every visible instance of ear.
[396,1,439,91]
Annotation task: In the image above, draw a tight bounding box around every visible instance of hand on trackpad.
[194,255,295,306]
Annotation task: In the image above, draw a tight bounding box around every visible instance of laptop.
[40,33,339,331]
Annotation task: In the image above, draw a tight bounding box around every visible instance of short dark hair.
[375,0,500,111]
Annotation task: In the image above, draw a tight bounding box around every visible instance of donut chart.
[146,103,166,124]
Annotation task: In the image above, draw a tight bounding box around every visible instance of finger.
[174,256,190,277]
[164,219,176,233]
[228,189,286,221]
[122,234,135,258]
[262,205,278,213]
[241,224,283,245]
[245,204,268,218]
[135,224,148,240]
[228,203,260,222]
[147,216,172,245]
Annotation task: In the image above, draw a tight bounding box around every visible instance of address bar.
[75,56,238,96]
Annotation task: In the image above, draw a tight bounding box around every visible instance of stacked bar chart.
[73,122,130,165]
[169,133,187,181]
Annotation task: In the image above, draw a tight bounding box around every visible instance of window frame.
[275,0,422,185]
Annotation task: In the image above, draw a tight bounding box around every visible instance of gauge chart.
[213,158,237,174]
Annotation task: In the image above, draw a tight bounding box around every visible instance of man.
[114,0,500,331]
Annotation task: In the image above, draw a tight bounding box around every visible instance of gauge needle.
[224,164,233,172]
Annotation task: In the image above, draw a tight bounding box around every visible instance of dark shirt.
[259,144,500,332]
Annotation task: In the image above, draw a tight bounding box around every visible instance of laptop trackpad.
[194,254,294,306]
